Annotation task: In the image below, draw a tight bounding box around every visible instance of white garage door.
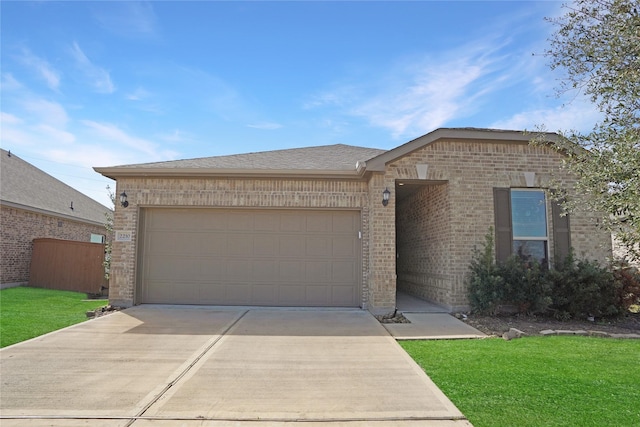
[138,208,361,306]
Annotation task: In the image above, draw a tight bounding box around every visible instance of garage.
[138,208,361,306]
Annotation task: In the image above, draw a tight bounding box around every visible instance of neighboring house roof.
[1,149,112,226]
[95,143,386,179]
[94,128,560,180]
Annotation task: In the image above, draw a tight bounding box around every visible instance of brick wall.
[0,205,108,285]
[108,139,612,311]
[386,139,612,310]
[397,183,451,304]
[109,177,370,307]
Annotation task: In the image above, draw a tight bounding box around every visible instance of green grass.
[401,337,640,427]
[0,287,107,348]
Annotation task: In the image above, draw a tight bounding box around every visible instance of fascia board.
[366,128,560,171]
[93,167,366,181]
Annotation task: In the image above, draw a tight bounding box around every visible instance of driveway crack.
[124,309,249,427]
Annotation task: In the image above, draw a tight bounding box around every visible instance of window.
[90,234,105,244]
[494,188,570,266]
[510,190,548,263]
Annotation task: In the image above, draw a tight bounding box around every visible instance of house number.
[115,231,132,242]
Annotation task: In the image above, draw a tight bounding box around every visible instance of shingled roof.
[1,149,112,225]
[95,143,386,179]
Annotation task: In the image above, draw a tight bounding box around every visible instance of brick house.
[95,128,612,313]
[0,149,112,288]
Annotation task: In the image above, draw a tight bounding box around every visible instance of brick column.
[367,174,396,314]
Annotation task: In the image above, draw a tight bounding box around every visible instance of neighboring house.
[95,128,612,313]
[0,149,112,288]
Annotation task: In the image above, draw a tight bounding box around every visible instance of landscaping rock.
[540,329,557,336]
[502,328,526,340]
[588,331,610,338]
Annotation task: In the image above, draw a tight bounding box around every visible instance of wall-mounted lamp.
[382,188,391,206]
[120,192,129,208]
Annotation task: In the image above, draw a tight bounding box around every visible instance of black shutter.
[493,188,512,263]
[551,199,571,263]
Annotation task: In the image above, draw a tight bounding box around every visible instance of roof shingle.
[1,149,112,225]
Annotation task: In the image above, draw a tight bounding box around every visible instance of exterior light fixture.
[120,192,129,208]
[382,188,391,206]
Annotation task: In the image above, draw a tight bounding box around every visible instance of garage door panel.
[147,232,200,255]
[333,237,357,257]
[227,284,251,303]
[227,260,251,281]
[253,235,278,256]
[306,237,331,257]
[306,261,330,280]
[228,236,253,256]
[279,236,304,256]
[332,214,358,233]
[146,257,199,281]
[228,213,254,231]
[140,209,360,307]
[200,236,227,256]
[332,261,357,282]
[306,286,330,305]
[306,213,330,233]
[280,214,304,232]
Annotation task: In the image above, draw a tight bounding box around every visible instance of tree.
[539,0,640,263]
[103,185,116,280]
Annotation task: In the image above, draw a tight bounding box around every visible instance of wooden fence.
[29,238,107,294]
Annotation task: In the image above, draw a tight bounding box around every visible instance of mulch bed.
[461,312,640,337]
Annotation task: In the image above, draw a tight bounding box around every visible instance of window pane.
[511,190,547,237]
[513,240,548,264]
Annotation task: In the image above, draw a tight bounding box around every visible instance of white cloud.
[1,73,24,91]
[490,98,602,133]
[21,98,69,127]
[125,87,151,101]
[70,42,115,94]
[15,48,60,91]
[247,122,283,130]
[93,1,158,38]
[309,40,513,139]
[81,120,178,162]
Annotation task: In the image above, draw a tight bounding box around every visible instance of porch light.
[382,188,391,206]
[120,192,129,208]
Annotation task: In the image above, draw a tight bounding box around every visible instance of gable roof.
[1,149,112,225]
[94,128,561,181]
[95,144,386,179]
[365,128,561,171]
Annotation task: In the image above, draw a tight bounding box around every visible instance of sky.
[1,1,602,208]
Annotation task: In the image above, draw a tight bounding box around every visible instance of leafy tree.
[538,0,640,262]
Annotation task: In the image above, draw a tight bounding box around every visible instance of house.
[0,149,112,288]
[94,128,612,313]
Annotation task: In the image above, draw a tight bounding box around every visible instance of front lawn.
[401,337,640,427]
[0,287,107,348]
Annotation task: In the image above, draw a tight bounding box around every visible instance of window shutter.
[493,188,512,263]
[551,199,571,263]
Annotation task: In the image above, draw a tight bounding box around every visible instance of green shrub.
[547,252,621,319]
[499,256,552,314]
[467,228,626,319]
[467,228,505,315]
[611,259,640,311]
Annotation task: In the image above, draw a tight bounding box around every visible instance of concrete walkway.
[0,306,471,426]
[386,293,487,340]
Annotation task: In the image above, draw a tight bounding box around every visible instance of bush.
[611,260,640,311]
[547,252,621,320]
[499,256,552,314]
[467,229,504,315]
[467,228,627,319]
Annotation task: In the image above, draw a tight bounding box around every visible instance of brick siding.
[0,205,108,285]
[109,139,612,312]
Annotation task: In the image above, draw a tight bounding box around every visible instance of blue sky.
[1,1,601,207]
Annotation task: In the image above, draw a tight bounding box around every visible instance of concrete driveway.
[0,306,471,426]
